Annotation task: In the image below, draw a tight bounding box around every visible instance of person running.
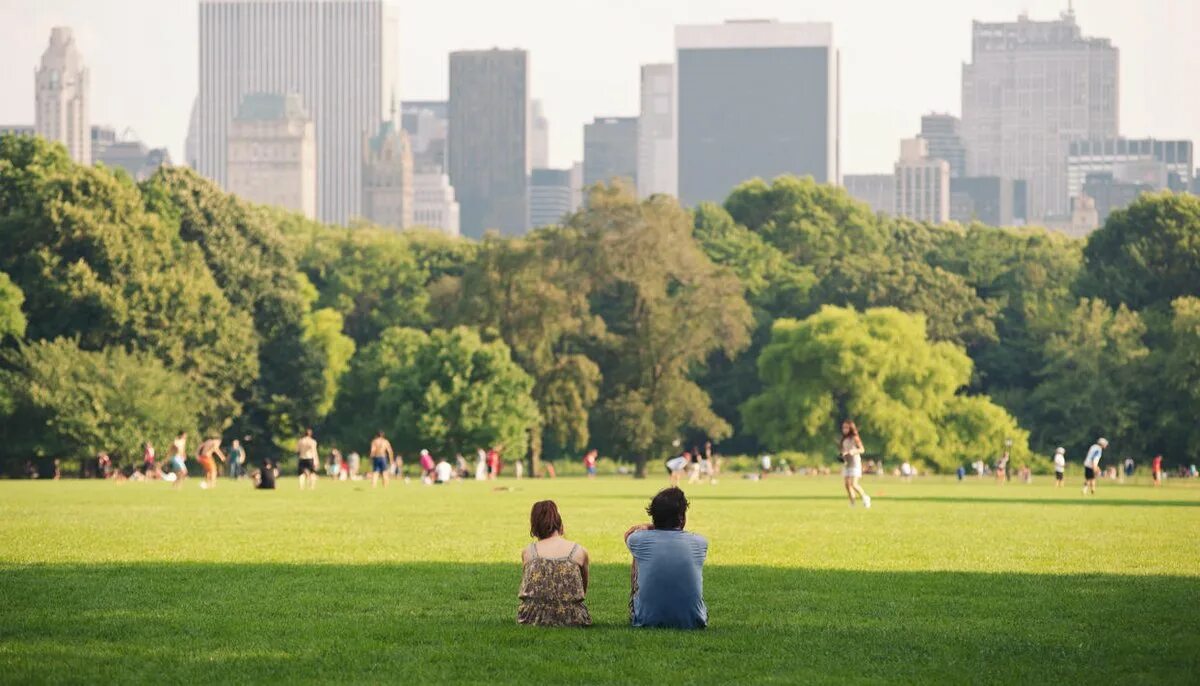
[228,439,246,480]
[1053,447,1066,487]
[297,428,319,490]
[1082,437,1108,495]
[583,449,598,478]
[840,420,872,508]
[196,436,227,489]
[1151,454,1164,487]
[369,431,394,488]
[169,431,188,489]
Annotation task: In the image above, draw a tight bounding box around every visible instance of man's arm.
[624,523,652,544]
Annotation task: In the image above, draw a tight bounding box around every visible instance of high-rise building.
[1082,172,1153,225]
[961,10,1118,221]
[894,138,949,223]
[362,119,414,230]
[1067,138,1193,198]
[637,63,677,198]
[530,100,550,170]
[920,114,966,178]
[412,171,460,236]
[35,27,90,164]
[196,0,399,223]
[226,93,317,218]
[583,116,638,189]
[529,168,573,228]
[448,49,530,237]
[843,174,895,215]
[676,20,839,206]
[402,100,448,172]
[92,126,171,180]
[950,176,1017,226]
[569,161,584,213]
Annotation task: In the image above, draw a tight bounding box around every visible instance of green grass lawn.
[1,474,1197,684]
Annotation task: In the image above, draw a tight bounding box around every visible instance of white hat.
[1098,437,1109,447]
[420,449,430,456]
[1055,447,1065,454]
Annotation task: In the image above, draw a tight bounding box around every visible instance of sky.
[1,0,1197,174]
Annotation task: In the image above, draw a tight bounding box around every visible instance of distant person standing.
[297,428,319,490]
[142,442,158,479]
[196,436,226,489]
[759,453,772,478]
[996,452,1010,484]
[1123,457,1135,480]
[687,447,702,484]
[840,420,871,508]
[1053,447,1066,487]
[475,449,488,481]
[583,449,598,479]
[369,431,394,488]
[419,449,436,484]
[1082,437,1107,495]
[346,450,361,480]
[487,447,502,479]
[1151,454,1164,487]
[169,432,188,489]
[228,439,246,480]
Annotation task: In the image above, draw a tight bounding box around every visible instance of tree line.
[1,135,1197,475]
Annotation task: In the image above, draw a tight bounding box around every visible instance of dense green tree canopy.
[0,272,25,340]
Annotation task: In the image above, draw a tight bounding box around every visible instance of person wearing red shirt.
[487,448,501,480]
[1152,454,1164,487]
[583,449,598,478]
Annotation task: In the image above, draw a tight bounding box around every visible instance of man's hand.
[624,523,653,542]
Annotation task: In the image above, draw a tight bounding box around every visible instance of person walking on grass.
[1053,447,1066,488]
[1082,437,1107,495]
[169,431,188,489]
[196,436,226,489]
[517,500,591,627]
[840,420,872,508]
[228,439,246,480]
[623,487,708,629]
[369,431,394,488]
[297,428,319,490]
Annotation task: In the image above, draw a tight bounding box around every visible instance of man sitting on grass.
[623,487,708,629]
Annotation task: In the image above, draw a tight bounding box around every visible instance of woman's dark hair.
[646,487,689,530]
[529,500,564,539]
[842,420,859,438]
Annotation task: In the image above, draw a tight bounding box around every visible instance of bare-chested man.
[369,430,395,488]
[169,431,188,489]
[196,436,227,489]
[297,428,319,490]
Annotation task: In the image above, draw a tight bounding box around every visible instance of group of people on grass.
[517,487,709,629]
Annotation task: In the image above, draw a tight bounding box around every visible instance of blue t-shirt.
[626,529,708,629]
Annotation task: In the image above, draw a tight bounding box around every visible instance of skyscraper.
[894,138,949,223]
[920,114,966,178]
[196,0,399,223]
[1067,138,1193,198]
[676,20,839,206]
[226,93,317,218]
[530,99,550,170]
[583,117,638,189]
[362,119,414,230]
[35,27,90,164]
[961,10,1118,221]
[637,63,677,198]
[448,49,530,237]
[529,168,573,228]
[412,171,460,237]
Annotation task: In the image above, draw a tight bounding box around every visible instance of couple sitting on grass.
[517,487,707,629]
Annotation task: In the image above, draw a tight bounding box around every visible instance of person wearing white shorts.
[666,454,689,487]
[840,420,871,508]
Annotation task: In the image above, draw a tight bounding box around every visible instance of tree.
[329,326,539,460]
[0,271,25,340]
[302,307,355,420]
[574,184,752,471]
[1080,192,1200,312]
[0,338,197,467]
[742,306,1029,471]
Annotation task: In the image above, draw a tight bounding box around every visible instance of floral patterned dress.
[517,542,591,627]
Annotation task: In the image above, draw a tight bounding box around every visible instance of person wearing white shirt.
[434,459,453,484]
[1052,447,1066,488]
[1082,437,1108,495]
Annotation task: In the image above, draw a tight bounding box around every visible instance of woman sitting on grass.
[517,500,591,627]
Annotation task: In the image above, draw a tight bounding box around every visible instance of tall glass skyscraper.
[675,20,839,206]
[196,0,399,224]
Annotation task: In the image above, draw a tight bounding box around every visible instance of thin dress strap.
[528,542,539,559]
[567,543,579,561]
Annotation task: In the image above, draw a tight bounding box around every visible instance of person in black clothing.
[254,459,277,490]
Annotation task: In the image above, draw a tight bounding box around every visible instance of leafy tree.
[302,307,355,420]
[743,306,1028,471]
[0,338,196,465]
[0,271,25,340]
[0,135,256,431]
[575,184,752,471]
[1079,192,1200,312]
[329,326,539,460]
[1146,297,1200,463]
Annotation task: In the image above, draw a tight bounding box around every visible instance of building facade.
[362,120,414,230]
[676,20,839,206]
[962,10,1118,221]
[412,171,460,236]
[894,138,949,223]
[637,63,677,198]
[1067,138,1193,199]
[92,126,171,180]
[843,174,894,214]
[920,114,966,178]
[401,100,448,173]
[448,49,530,237]
[197,0,399,223]
[35,27,90,164]
[949,176,1017,226]
[226,93,317,218]
[530,100,550,170]
[530,168,573,228]
[1082,172,1153,225]
[583,116,638,189]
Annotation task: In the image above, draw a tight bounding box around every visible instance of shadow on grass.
[0,562,1196,684]
[578,492,1200,508]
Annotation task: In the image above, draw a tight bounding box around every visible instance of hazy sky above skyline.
[1,0,1197,174]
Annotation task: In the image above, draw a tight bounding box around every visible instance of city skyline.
[1,0,1197,176]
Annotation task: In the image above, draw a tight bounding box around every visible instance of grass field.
[1,474,1197,684]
